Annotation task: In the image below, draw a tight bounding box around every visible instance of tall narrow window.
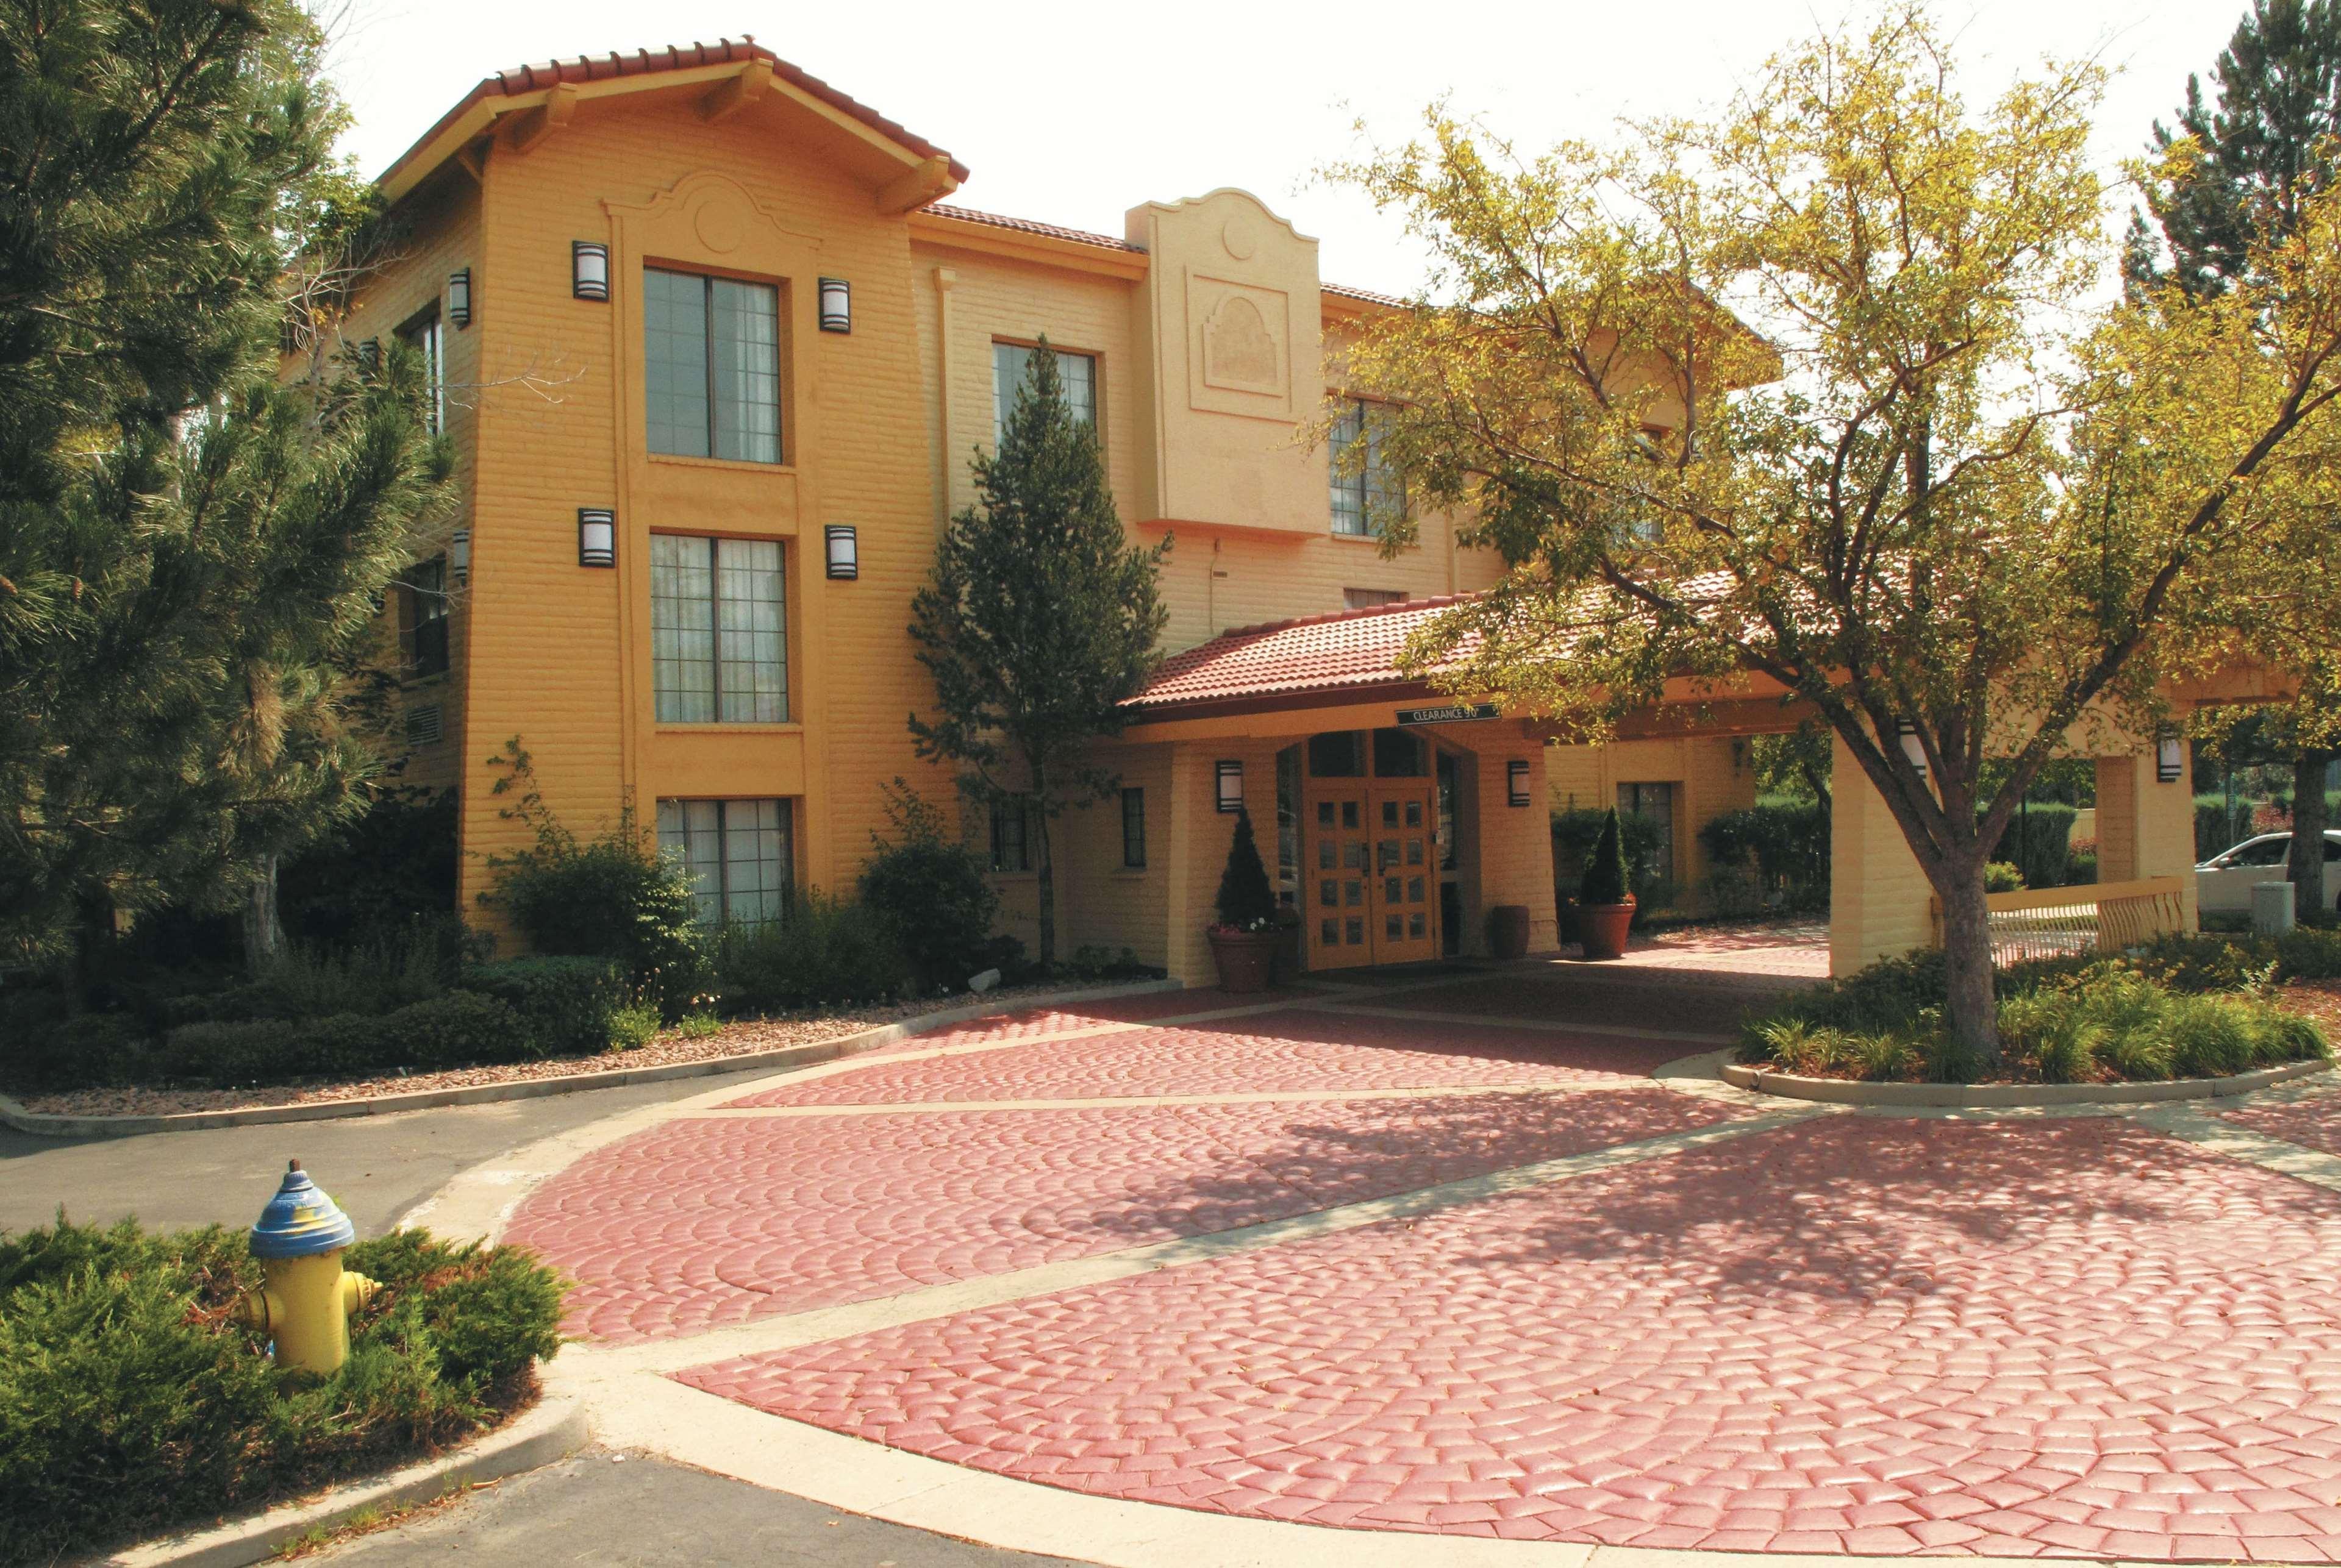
[656,798,793,925]
[1120,788,1146,869]
[992,341,1096,439]
[396,308,445,435]
[1617,781,1676,882]
[1329,397,1398,537]
[402,557,448,677]
[645,268,782,463]
[990,796,1034,873]
[650,535,787,723]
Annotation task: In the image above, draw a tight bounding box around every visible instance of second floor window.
[1343,588,1408,610]
[1329,397,1398,538]
[396,308,444,435]
[402,557,448,677]
[990,796,1035,873]
[645,268,781,463]
[993,341,1096,441]
[651,534,787,723]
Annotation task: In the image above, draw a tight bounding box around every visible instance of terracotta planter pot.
[1207,927,1282,993]
[1575,897,1636,960]
[1487,903,1532,960]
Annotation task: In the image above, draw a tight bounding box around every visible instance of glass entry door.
[1304,780,1439,970]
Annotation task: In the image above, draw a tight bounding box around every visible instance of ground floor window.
[656,797,792,925]
[990,796,1035,873]
[1617,781,1676,882]
[1121,787,1146,868]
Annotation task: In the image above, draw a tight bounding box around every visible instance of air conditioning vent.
[404,704,443,747]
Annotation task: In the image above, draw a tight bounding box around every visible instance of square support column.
[1828,732,1934,976]
[2095,750,2199,931]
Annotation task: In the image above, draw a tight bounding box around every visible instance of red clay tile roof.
[920,204,1144,252]
[1126,594,1482,713]
[1322,280,1407,308]
[378,37,968,192]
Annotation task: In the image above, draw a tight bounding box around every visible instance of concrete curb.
[1720,1053,2333,1107]
[0,979,1184,1140]
[95,1392,588,1568]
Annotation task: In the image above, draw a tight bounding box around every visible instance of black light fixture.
[824,524,859,580]
[448,267,472,328]
[448,527,471,586]
[1216,760,1245,813]
[1898,719,1928,778]
[818,277,851,333]
[572,241,610,301]
[1507,758,1531,807]
[2157,732,2185,784]
[577,508,615,567]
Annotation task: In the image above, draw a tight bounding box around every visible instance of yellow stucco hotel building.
[352,39,2203,985]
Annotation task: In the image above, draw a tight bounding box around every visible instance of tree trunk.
[2291,749,2332,924]
[1033,810,1056,968]
[1934,858,2001,1067]
[241,852,285,971]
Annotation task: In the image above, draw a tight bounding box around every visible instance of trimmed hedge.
[456,957,631,1057]
[715,891,907,1012]
[0,1219,564,1566]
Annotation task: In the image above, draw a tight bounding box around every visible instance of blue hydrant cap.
[249,1160,356,1259]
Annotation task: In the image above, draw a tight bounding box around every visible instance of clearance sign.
[1393,704,1498,726]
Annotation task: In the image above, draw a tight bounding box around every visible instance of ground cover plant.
[1739,930,2341,1083]
[0,1218,564,1566]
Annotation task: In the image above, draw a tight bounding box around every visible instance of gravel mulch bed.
[2280,976,2341,1033]
[12,985,1074,1119]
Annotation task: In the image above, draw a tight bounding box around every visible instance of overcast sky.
[326,0,2246,298]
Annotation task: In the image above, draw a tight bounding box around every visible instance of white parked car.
[2195,830,2341,915]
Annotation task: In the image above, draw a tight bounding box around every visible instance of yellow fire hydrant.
[237,1160,378,1375]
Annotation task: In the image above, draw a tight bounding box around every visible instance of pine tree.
[0,1,450,969]
[1578,808,1632,907]
[1213,808,1277,930]
[2137,0,2341,919]
[908,339,1170,964]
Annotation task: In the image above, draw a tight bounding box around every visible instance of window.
[1329,397,1398,537]
[992,341,1096,439]
[657,798,792,925]
[645,268,781,463]
[402,557,448,677]
[1121,788,1146,869]
[1343,587,1408,611]
[650,535,787,724]
[1617,781,1677,880]
[396,308,444,435]
[990,796,1035,873]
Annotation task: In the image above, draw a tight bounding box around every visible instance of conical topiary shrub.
[1214,807,1278,930]
[1580,807,1634,905]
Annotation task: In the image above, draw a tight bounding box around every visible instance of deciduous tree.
[1329,4,2341,1060]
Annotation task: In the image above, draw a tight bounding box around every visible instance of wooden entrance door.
[1304,781,1438,970]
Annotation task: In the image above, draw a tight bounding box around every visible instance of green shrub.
[1984,860,2026,893]
[716,891,909,1012]
[1554,807,1660,897]
[154,1019,308,1085]
[384,991,527,1069]
[0,1217,565,1566]
[249,922,459,1021]
[857,780,1001,988]
[1698,800,1829,911]
[2157,994,2256,1077]
[457,957,629,1057]
[480,739,710,1016]
[1988,803,2075,889]
[1578,807,1632,906]
[1213,808,1278,929]
[2196,797,2259,860]
[1,1011,146,1091]
[607,998,660,1051]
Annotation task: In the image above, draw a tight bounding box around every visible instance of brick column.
[1828,732,1934,975]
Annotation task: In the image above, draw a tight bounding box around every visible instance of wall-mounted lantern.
[448,527,471,586]
[1507,758,1531,807]
[1215,760,1245,813]
[572,242,609,301]
[2157,732,2186,784]
[577,508,615,568]
[1898,719,1928,779]
[447,268,472,329]
[818,277,851,333]
[824,524,858,580]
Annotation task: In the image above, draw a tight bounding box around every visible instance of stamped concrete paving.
[496,971,2341,1562]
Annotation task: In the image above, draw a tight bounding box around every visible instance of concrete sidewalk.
[316,1448,1084,1566]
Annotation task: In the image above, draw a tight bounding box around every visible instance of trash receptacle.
[2253,880,2296,936]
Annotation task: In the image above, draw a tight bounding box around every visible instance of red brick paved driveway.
[506,973,2341,1561]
